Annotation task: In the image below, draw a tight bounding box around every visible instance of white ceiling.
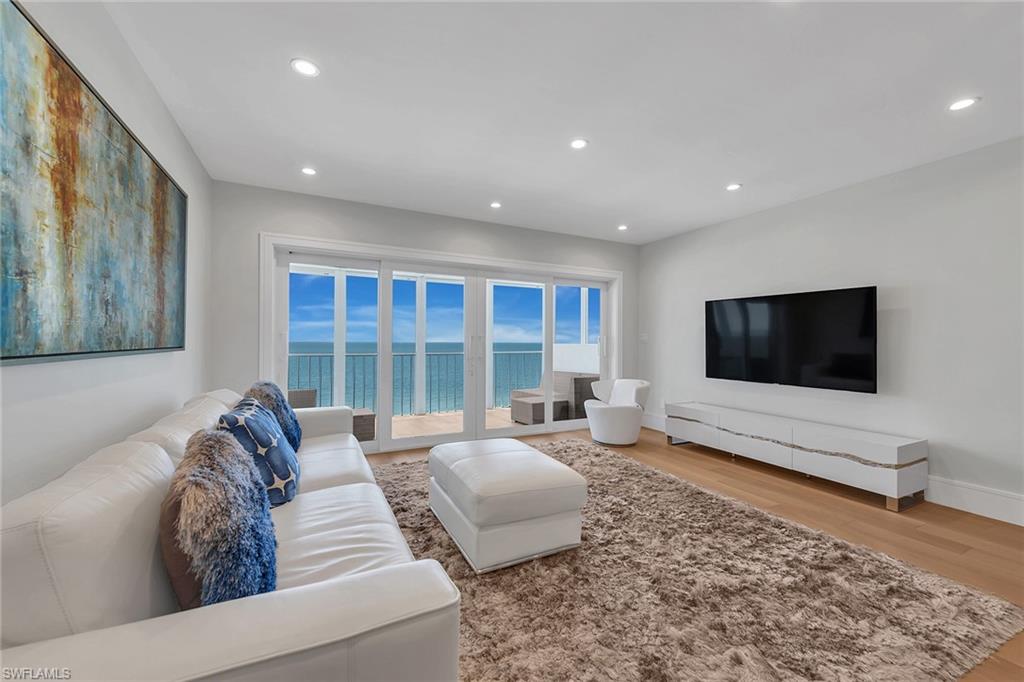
[106,2,1022,245]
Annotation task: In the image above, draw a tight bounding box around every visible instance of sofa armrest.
[295,405,354,438]
[0,560,459,681]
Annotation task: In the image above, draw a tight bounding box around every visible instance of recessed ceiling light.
[290,58,320,77]
[948,97,979,111]
[617,224,629,231]
[301,167,317,176]
[570,138,589,150]
[725,183,742,191]
[490,201,502,209]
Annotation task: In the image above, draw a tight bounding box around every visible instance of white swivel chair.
[584,379,651,446]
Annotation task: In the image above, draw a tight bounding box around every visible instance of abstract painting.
[1,1,187,363]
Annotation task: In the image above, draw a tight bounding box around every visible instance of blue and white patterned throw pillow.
[219,398,300,506]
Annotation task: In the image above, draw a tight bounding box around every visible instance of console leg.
[886,491,926,512]
[665,435,690,446]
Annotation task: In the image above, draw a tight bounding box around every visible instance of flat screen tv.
[705,286,877,393]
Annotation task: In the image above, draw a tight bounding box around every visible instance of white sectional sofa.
[0,389,459,681]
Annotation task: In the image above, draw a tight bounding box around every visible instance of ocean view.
[288,341,543,412]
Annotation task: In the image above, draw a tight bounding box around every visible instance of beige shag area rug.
[372,439,1023,681]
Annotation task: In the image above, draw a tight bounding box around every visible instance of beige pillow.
[159,487,201,610]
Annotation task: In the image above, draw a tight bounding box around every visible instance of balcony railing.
[491,350,543,407]
[391,352,466,415]
[288,350,544,413]
[288,352,375,410]
[288,353,335,407]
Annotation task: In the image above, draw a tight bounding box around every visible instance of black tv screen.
[705,286,877,393]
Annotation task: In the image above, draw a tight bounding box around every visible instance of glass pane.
[288,271,335,407]
[344,274,378,415]
[488,281,544,430]
[391,273,465,439]
[553,285,601,422]
[555,286,581,344]
[426,281,464,414]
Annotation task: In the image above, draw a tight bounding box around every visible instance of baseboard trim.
[642,413,666,432]
[924,475,1024,526]
[642,412,1023,526]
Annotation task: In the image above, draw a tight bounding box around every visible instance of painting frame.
[1,0,188,365]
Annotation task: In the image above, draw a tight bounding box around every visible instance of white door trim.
[260,231,623,281]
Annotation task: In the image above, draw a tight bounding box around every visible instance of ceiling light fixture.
[570,138,589,150]
[617,224,629,231]
[490,201,502,209]
[725,183,742,191]
[290,58,320,77]
[301,167,317,176]
[948,97,979,111]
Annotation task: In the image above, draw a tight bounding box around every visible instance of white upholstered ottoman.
[428,439,588,573]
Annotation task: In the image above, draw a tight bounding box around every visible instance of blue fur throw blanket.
[169,429,276,606]
[246,380,302,451]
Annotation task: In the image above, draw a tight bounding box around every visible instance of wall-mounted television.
[705,286,877,394]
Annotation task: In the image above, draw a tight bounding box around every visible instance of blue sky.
[289,273,599,345]
[289,273,379,343]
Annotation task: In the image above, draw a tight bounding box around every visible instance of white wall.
[209,181,640,394]
[0,3,213,501]
[639,138,1023,519]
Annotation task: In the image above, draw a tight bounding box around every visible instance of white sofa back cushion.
[126,397,226,464]
[184,388,243,411]
[1,441,177,647]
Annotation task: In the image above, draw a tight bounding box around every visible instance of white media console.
[664,402,929,511]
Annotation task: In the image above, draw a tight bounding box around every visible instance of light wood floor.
[369,427,1024,681]
[391,408,515,438]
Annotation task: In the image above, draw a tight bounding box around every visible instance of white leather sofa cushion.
[184,388,243,411]
[273,483,413,590]
[129,398,372,490]
[1,441,177,647]
[125,397,226,464]
[0,560,459,682]
[428,438,588,526]
[297,433,376,492]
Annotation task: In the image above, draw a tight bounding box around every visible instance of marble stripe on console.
[668,416,926,471]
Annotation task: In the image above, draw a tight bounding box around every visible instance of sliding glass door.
[379,266,476,449]
[287,258,380,439]
[552,281,606,424]
[277,249,614,452]
[388,271,468,441]
[483,278,547,434]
